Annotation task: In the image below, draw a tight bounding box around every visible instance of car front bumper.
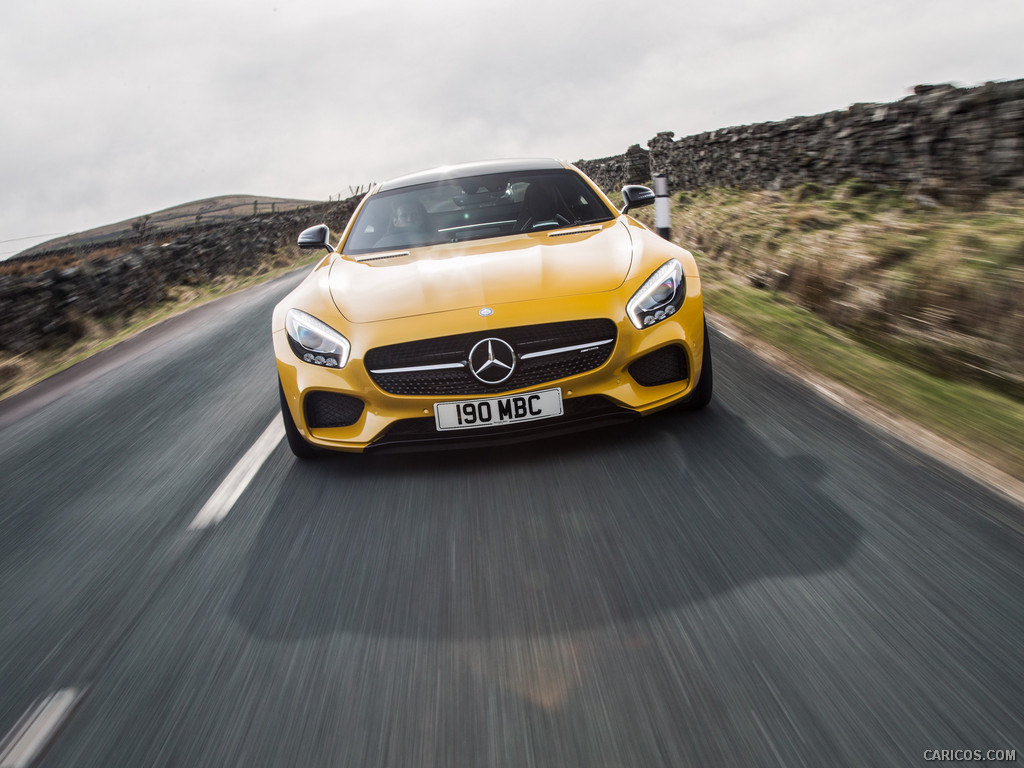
[274,281,705,453]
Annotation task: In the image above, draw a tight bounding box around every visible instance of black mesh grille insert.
[305,391,364,428]
[365,319,617,396]
[628,345,689,387]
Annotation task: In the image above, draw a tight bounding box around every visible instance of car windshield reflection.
[342,169,615,255]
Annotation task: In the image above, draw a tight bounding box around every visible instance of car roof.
[377,158,568,192]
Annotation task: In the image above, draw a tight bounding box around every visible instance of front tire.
[278,379,321,459]
[683,317,713,410]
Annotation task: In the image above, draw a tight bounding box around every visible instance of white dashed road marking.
[189,416,284,530]
[0,688,84,768]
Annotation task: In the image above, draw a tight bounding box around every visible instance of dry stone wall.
[574,144,651,193]
[578,80,1024,205]
[0,199,357,353]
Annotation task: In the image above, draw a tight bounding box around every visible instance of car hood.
[328,221,633,323]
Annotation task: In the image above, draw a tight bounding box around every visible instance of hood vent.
[547,227,601,238]
[354,251,410,263]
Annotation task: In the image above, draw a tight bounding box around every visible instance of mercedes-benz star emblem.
[468,338,516,385]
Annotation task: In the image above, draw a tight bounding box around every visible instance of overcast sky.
[2,0,1023,257]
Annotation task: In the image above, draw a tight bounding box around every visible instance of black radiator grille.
[365,319,617,396]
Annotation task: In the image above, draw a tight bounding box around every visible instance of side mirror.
[620,185,656,214]
[297,224,335,252]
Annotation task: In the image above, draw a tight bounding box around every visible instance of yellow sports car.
[272,159,711,457]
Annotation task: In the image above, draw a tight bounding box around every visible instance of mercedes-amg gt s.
[272,158,711,457]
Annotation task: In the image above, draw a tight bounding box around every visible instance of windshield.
[342,169,615,255]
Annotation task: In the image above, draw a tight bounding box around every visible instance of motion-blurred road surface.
[1,269,1021,766]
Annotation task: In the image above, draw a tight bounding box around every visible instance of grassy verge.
[627,183,1024,480]
[665,185,1024,399]
[700,267,1024,480]
[0,248,319,401]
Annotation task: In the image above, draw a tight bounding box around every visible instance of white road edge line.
[189,416,285,530]
[0,688,83,768]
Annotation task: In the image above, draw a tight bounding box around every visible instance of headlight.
[285,309,351,368]
[626,259,685,329]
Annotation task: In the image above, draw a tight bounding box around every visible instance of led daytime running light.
[626,259,684,329]
[285,309,351,368]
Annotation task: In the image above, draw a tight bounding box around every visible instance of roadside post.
[654,173,671,240]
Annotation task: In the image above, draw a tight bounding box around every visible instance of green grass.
[665,184,1024,394]
[702,275,1024,479]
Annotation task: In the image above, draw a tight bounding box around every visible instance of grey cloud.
[2,0,1023,256]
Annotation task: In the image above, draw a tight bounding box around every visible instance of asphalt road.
[1,268,1022,767]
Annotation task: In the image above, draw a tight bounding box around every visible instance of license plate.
[434,388,563,431]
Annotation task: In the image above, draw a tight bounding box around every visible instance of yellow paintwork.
[273,162,706,453]
[323,220,635,324]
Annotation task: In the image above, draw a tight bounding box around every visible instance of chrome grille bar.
[520,339,614,360]
[369,362,466,375]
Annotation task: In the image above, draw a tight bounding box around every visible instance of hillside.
[11,194,320,262]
